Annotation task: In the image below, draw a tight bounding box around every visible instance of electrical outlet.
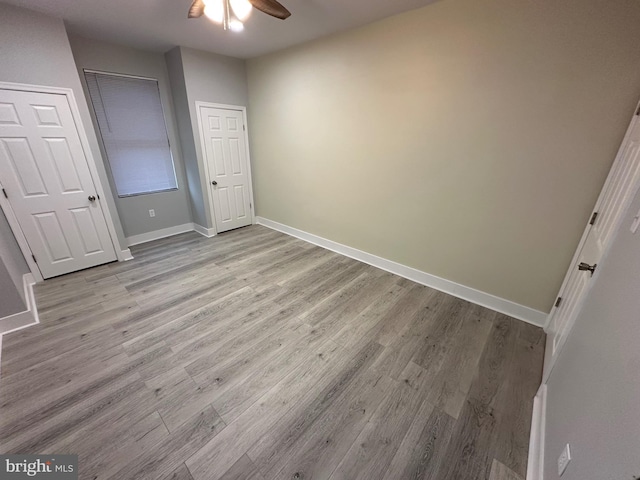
[557,443,571,476]
[149,209,155,217]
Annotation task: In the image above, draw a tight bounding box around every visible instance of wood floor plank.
[121,286,256,355]
[0,225,544,480]
[1,372,146,453]
[331,283,406,349]
[185,340,343,480]
[163,464,196,480]
[329,380,425,480]
[255,245,334,284]
[3,300,137,361]
[437,396,498,480]
[489,459,525,480]
[373,284,437,347]
[105,406,224,480]
[410,296,467,371]
[145,367,207,432]
[67,411,170,480]
[209,323,324,422]
[246,341,384,476]
[177,299,304,379]
[46,405,166,460]
[492,320,545,477]
[185,309,304,385]
[382,404,455,480]
[154,321,309,427]
[424,303,495,418]
[114,276,250,341]
[299,270,383,325]
[217,455,265,480]
[369,287,445,381]
[295,261,369,306]
[467,314,520,408]
[438,314,540,480]
[264,369,395,480]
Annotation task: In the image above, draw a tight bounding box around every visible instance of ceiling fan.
[188,0,291,32]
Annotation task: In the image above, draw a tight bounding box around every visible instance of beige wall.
[247,0,640,312]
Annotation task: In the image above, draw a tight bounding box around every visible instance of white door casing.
[543,105,640,381]
[198,104,254,234]
[0,88,117,279]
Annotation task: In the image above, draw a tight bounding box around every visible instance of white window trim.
[84,69,179,198]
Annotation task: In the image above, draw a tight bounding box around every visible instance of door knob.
[88,195,96,202]
[211,181,218,186]
[578,262,597,276]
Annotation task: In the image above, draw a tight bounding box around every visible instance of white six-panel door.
[544,109,640,380]
[199,106,252,233]
[0,89,116,279]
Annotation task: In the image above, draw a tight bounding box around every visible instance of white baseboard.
[0,273,39,371]
[126,223,196,247]
[526,384,547,480]
[256,217,548,327]
[123,223,217,251]
[193,224,216,238]
[0,273,38,335]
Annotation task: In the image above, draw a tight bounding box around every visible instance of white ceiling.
[2,0,439,59]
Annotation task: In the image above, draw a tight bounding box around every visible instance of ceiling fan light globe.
[229,20,245,32]
[204,1,225,23]
[230,0,252,21]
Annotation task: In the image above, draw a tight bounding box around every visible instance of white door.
[199,106,253,233]
[544,107,640,380]
[0,89,117,279]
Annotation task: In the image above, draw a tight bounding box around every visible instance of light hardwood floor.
[0,225,542,480]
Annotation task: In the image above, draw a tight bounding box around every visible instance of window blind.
[84,72,178,197]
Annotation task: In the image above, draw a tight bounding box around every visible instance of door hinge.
[32,254,37,264]
[243,124,246,131]
[636,104,640,116]
[555,296,562,308]
[589,211,598,225]
[2,188,7,199]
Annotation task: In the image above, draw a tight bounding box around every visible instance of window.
[84,71,178,197]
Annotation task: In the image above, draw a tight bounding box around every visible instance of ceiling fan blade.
[188,0,205,18]
[249,0,291,20]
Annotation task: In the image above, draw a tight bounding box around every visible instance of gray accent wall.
[165,47,248,230]
[0,258,25,318]
[0,208,28,309]
[0,2,127,250]
[543,174,640,479]
[69,35,193,239]
[180,47,249,107]
[165,47,206,228]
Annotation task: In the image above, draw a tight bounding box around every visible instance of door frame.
[0,81,127,282]
[195,101,256,233]
[542,99,640,382]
